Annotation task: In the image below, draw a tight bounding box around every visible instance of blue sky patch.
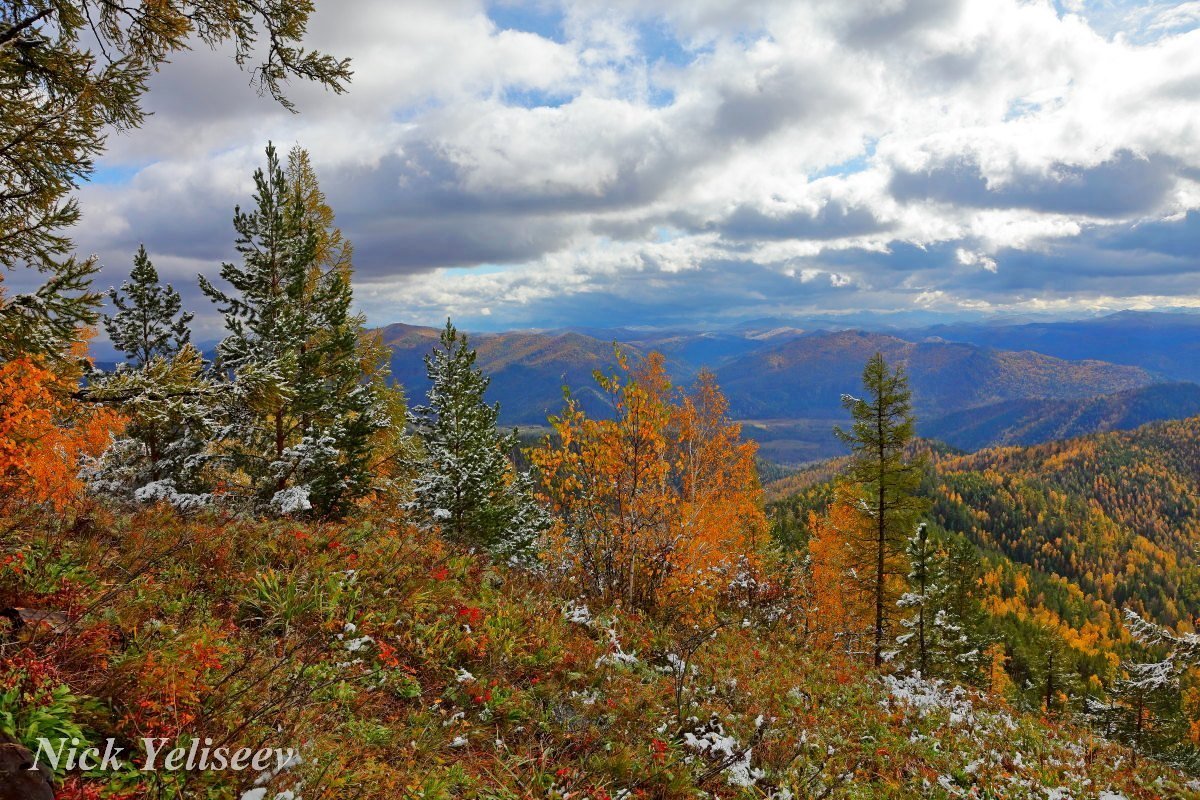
[89,163,145,185]
[487,1,565,42]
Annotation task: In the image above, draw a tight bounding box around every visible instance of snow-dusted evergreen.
[892,524,987,680]
[199,143,391,517]
[83,344,218,506]
[84,246,214,505]
[407,320,547,558]
[104,244,193,366]
[1092,609,1200,764]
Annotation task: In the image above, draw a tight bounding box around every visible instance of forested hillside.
[769,415,1200,768]
[4,6,1198,792]
[379,322,1184,462]
[930,416,1200,627]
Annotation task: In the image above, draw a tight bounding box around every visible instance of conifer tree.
[280,147,398,517]
[83,246,213,505]
[408,320,547,558]
[83,345,217,507]
[834,353,928,667]
[1100,661,1181,764]
[938,535,989,681]
[893,525,990,680]
[1012,624,1073,714]
[104,245,193,367]
[895,523,939,675]
[1,2,350,362]
[1097,610,1200,763]
[200,143,392,517]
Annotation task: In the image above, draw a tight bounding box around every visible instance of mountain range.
[379,311,1200,463]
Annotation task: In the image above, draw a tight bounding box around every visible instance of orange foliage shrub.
[533,352,767,616]
[0,345,124,511]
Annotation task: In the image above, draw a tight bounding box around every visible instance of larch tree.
[1,1,350,363]
[807,495,876,657]
[834,352,928,668]
[281,147,401,517]
[0,336,123,513]
[407,320,547,559]
[533,352,767,615]
[199,143,390,517]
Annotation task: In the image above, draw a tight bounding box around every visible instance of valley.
[380,311,1200,463]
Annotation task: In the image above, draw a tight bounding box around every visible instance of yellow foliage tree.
[533,352,766,616]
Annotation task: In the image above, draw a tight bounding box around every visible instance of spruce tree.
[83,345,217,507]
[835,352,929,668]
[104,245,193,367]
[83,246,213,504]
[408,320,547,557]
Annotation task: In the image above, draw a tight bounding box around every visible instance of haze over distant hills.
[379,311,1200,464]
[901,311,1200,383]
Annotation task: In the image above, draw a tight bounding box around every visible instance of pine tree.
[1011,624,1073,714]
[279,147,397,517]
[893,525,990,680]
[938,535,989,682]
[408,320,547,558]
[104,245,193,367]
[1101,661,1179,764]
[1,2,349,363]
[199,143,392,517]
[834,353,929,667]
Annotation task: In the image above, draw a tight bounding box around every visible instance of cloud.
[889,149,1181,218]
[73,0,1200,335]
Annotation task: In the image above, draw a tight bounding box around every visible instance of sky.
[74,0,1200,339]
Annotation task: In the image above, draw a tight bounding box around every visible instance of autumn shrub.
[0,346,124,514]
[0,653,91,775]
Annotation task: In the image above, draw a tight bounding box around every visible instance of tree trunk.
[275,409,286,492]
[874,399,886,668]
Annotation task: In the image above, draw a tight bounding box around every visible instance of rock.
[0,737,55,800]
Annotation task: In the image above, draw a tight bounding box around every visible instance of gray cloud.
[712,199,892,241]
[70,0,1200,335]
[889,149,1180,218]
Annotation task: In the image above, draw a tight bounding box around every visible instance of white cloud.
[77,0,1200,331]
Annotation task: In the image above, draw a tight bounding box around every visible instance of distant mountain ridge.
[923,382,1200,451]
[376,315,1200,462]
[903,310,1200,382]
[709,329,1152,419]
